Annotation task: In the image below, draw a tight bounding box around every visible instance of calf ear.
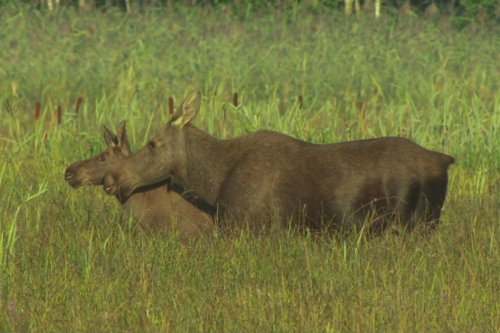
[117,120,132,153]
[103,125,118,147]
[170,91,201,127]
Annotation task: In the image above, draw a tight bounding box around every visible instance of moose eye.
[148,140,157,149]
[99,154,106,162]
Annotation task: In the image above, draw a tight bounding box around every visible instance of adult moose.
[64,121,214,238]
[103,91,454,235]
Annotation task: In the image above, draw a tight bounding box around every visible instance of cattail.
[75,97,83,114]
[57,105,62,125]
[35,102,41,120]
[233,92,239,107]
[168,97,174,115]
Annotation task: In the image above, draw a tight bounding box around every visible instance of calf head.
[64,121,132,189]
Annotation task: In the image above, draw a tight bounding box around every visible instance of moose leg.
[418,175,449,234]
[372,181,421,235]
[398,182,422,233]
[216,193,280,233]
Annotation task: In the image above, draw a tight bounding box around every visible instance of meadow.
[1,4,500,332]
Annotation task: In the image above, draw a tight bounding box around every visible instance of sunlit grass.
[0,5,499,332]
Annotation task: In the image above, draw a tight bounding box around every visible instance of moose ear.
[170,91,201,127]
[103,125,118,147]
[116,120,131,152]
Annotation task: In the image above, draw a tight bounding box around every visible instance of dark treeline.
[1,0,499,26]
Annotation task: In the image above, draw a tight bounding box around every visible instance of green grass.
[1,5,500,332]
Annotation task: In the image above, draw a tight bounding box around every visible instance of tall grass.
[1,5,499,332]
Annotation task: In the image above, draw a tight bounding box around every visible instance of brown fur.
[103,92,455,235]
[64,121,214,238]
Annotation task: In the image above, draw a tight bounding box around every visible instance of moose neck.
[115,178,171,206]
[176,125,249,205]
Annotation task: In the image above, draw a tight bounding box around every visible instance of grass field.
[1,5,500,332]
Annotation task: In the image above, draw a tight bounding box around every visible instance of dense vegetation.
[1,5,499,332]
[2,0,500,26]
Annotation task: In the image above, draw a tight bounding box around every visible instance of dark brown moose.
[64,121,214,238]
[102,91,455,234]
